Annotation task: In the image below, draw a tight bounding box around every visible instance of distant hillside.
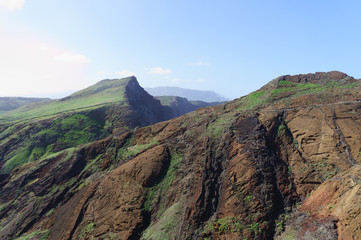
[145,86,228,102]
[156,95,223,118]
[0,97,50,113]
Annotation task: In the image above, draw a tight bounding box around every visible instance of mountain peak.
[96,75,137,85]
[69,76,137,99]
[262,71,356,91]
[276,71,353,84]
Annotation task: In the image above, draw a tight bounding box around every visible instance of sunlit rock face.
[2,72,361,240]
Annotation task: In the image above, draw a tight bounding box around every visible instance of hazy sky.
[1,0,361,99]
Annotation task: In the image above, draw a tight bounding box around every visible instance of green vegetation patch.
[142,202,181,240]
[202,216,267,238]
[57,113,106,146]
[2,148,32,174]
[143,153,182,212]
[275,213,289,234]
[0,202,9,212]
[278,124,285,135]
[232,79,361,113]
[0,112,107,174]
[271,81,322,98]
[156,96,177,106]
[239,90,269,110]
[206,113,237,138]
[120,139,159,159]
[15,229,50,240]
[78,222,94,239]
[0,125,16,140]
[142,153,183,239]
[278,229,298,240]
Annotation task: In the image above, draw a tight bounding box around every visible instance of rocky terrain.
[1,71,361,239]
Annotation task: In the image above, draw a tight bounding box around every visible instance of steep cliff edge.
[1,71,361,240]
[0,77,196,185]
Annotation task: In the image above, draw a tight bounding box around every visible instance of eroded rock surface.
[2,72,361,240]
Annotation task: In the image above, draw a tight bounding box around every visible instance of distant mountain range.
[145,86,228,102]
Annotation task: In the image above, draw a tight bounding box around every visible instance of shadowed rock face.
[2,72,361,240]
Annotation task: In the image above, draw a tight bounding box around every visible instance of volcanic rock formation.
[1,71,361,239]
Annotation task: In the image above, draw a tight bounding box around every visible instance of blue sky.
[0,0,361,99]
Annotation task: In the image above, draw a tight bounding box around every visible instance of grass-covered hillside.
[0,76,163,180]
[228,73,361,112]
[0,110,107,176]
[0,77,133,124]
[0,76,218,183]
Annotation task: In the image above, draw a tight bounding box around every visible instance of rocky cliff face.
[124,77,165,127]
[0,77,214,183]
[1,71,361,240]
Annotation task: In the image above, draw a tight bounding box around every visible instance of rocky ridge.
[1,71,361,239]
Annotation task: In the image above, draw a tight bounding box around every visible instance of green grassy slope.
[0,77,135,175]
[0,77,133,123]
[155,96,178,106]
[229,78,361,112]
[0,111,107,175]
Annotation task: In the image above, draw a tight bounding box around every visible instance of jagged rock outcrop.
[124,77,165,126]
[1,71,361,240]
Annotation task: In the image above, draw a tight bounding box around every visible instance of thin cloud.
[147,67,171,75]
[193,61,210,66]
[0,32,91,97]
[54,52,90,64]
[0,0,25,11]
